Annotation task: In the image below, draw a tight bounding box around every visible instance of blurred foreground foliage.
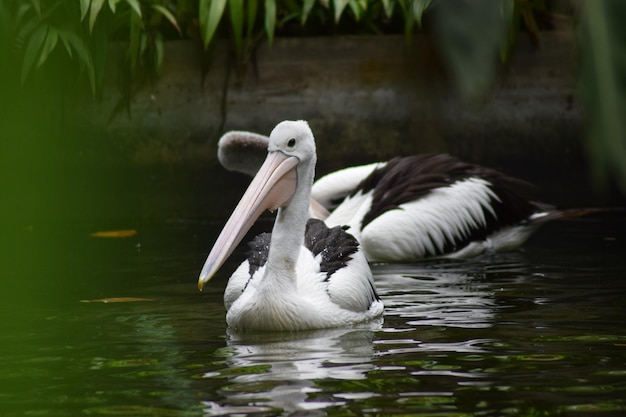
[578,0,626,193]
[0,0,625,192]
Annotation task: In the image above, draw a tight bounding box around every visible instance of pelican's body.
[313,154,556,262]
[224,219,381,330]
[199,121,383,332]
[217,132,558,262]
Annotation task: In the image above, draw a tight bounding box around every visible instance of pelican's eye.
[287,138,297,149]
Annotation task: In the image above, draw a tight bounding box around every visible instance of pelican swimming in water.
[217,130,559,262]
[199,120,383,331]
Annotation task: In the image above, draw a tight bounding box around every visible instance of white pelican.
[199,120,384,332]
[217,130,559,262]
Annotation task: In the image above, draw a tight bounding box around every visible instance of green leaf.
[347,0,362,21]
[152,4,181,34]
[57,29,96,94]
[398,0,415,38]
[107,0,117,13]
[333,0,348,23]
[80,0,91,21]
[59,33,73,58]
[139,33,147,58]
[580,0,626,191]
[229,0,244,54]
[89,21,109,92]
[128,11,141,69]
[199,0,227,49]
[36,26,59,68]
[412,0,432,28]
[89,0,106,33]
[246,0,258,39]
[264,0,275,44]
[16,3,33,27]
[21,24,47,83]
[154,32,164,73]
[124,0,142,18]
[30,0,41,16]
[381,0,395,19]
[15,14,40,49]
[301,0,315,24]
[57,30,90,64]
[500,0,518,62]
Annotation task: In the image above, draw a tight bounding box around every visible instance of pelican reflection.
[201,325,381,415]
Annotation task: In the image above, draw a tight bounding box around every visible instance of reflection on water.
[202,326,380,415]
[375,265,498,329]
[1,215,625,415]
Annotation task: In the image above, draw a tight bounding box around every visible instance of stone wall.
[80,32,613,211]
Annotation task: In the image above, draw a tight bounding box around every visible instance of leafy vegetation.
[1,0,625,191]
[1,0,555,97]
[1,0,185,95]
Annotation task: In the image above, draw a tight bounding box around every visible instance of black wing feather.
[246,219,362,281]
[304,218,360,281]
[246,232,271,278]
[356,154,547,256]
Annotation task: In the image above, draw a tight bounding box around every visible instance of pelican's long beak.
[198,151,299,290]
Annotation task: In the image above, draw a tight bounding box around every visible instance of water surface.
[1,214,625,416]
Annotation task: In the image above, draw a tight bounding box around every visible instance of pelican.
[217,130,559,262]
[199,120,384,332]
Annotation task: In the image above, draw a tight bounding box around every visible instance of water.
[1,213,625,416]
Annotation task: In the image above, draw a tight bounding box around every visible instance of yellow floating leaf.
[80,297,154,303]
[90,229,137,238]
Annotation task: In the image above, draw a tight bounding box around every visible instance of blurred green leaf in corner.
[578,0,626,193]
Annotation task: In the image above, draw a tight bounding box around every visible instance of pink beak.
[198,151,299,290]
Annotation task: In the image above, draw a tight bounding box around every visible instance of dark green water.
[1,214,625,416]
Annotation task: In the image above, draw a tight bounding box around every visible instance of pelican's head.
[267,120,316,166]
[198,120,317,290]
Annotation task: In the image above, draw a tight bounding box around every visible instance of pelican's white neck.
[263,155,316,284]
